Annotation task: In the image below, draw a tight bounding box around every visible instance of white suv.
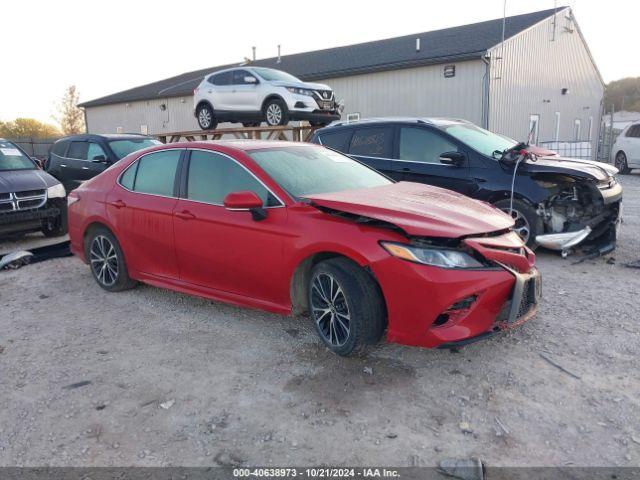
[613,122,640,174]
[193,67,342,130]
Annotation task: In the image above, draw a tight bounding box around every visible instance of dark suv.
[310,118,623,253]
[46,134,161,191]
[0,139,67,237]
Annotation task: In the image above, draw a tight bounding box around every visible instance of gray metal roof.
[80,7,565,108]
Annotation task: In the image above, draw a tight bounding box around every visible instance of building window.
[116,126,124,134]
[574,119,581,141]
[587,116,593,141]
[554,112,561,141]
[529,114,540,144]
[141,125,148,135]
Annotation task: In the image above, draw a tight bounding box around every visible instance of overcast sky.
[2,0,636,125]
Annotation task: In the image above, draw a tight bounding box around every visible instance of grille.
[315,90,334,101]
[0,189,47,212]
[15,189,46,198]
[516,278,538,319]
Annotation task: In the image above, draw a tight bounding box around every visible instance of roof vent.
[416,38,421,52]
[252,46,256,61]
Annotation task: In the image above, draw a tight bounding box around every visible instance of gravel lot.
[0,174,639,468]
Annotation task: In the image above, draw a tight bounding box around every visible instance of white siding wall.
[488,10,604,151]
[85,96,199,135]
[321,60,485,124]
[85,60,486,135]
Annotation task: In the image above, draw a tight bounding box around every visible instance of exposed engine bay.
[534,174,622,254]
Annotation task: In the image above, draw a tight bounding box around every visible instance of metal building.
[80,7,603,155]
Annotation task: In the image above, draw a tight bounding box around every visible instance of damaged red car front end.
[306,182,541,349]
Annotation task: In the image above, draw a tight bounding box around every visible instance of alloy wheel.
[501,208,531,244]
[90,235,119,287]
[310,273,351,347]
[266,104,282,126]
[615,152,627,171]
[198,109,212,129]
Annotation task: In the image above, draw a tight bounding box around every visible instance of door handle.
[82,167,89,170]
[402,167,411,172]
[175,210,196,220]
[107,200,126,209]
[60,164,67,167]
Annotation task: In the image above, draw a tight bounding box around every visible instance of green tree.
[56,85,85,135]
[604,77,640,112]
[0,118,60,138]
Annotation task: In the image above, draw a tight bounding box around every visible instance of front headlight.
[47,183,66,199]
[381,242,485,269]
[286,87,314,97]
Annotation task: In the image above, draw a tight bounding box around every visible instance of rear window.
[51,140,69,157]
[318,130,353,152]
[67,141,88,160]
[131,150,181,196]
[108,139,161,160]
[208,71,232,86]
[348,128,393,158]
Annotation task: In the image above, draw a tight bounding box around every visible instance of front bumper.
[290,110,341,123]
[0,204,62,236]
[371,255,540,349]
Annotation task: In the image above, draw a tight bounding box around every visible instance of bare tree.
[56,85,85,135]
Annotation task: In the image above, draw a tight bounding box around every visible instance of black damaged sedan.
[311,118,623,255]
[0,139,67,237]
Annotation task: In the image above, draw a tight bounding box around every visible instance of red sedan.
[67,141,540,356]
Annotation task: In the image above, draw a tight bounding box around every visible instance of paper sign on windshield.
[0,148,22,156]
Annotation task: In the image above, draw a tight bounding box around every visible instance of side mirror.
[223,191,267,221]
[244,76,257,84]
[92,155,108,164]
[439,151,465,166]
[32,158,44,169]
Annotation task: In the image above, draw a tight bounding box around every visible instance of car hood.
[272,80,332,91]
[304,182,514,238]
[520,156,618,181]
[0,169,59,194]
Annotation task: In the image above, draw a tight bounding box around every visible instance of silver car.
[193,67,342,129]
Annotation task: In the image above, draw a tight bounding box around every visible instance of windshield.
[440,123,518,158]
[108,139,161,160]
[252,68,301,83]
[0,141,35,171]
[249,146,392,197]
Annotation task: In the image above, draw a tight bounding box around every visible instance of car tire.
[493,198,543,250]
[308,257,386,356]
[242,122,261,128]
[264,99,289,126]
[197,104,217,130]
[41,210,68,237]
[615,151,631,174]
[85,226,137,292]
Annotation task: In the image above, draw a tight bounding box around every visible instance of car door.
[230,69,260,111]
[394,125,474,194]
[63,141,90,189]
[81,142,110,180]
[628,124,640,166]
[206,71,234,111]
[173,149,287,304]
[345,126,396,179]
[106,149,183,279]
[46,139,70,179]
